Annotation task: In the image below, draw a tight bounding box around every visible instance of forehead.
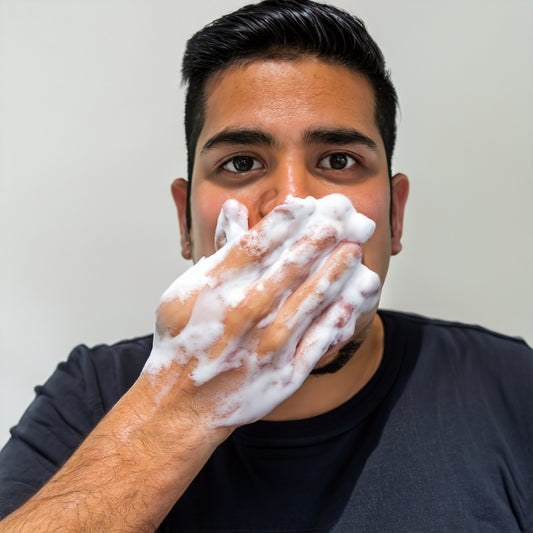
[199,58,381,146]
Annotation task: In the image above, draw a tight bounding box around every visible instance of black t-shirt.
[1,310,532,532]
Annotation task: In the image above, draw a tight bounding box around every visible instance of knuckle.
[257,322,290,354]
[155,300,188,338]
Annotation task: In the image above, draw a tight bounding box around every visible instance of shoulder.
[9,334,154,458]
[0,335,154,517]
[55,334,154,406]
[379,308,533,395]
[379,308,533,422]
[379,309,533,415]
[66,334,154,372]
[29,334,154,431]
[379,308,531,358]
[378,311,533,529]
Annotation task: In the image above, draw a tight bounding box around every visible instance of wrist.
[126,371,233,456]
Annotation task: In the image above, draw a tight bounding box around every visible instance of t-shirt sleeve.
[0,337,150,519]
[419,319,533,531]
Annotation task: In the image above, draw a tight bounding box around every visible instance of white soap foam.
[144,194,381,427]
[214,198,248,249]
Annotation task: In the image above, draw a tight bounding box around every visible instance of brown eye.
[223,156,262,173]
[318,153,357,170]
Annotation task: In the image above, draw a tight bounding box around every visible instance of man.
[0,0,531,531]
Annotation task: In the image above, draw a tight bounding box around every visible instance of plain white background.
[1,0,532,447]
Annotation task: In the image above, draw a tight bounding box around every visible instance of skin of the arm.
[0,203,372,532]
[0,375,232,533]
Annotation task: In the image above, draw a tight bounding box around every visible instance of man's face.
[175,58,408,290]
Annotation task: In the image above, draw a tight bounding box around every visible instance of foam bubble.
[144,194,381,427]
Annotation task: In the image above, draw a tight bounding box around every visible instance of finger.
[219,221,337,331]
[291,265,381,381]
[158,196,341,336]
[212,197,317,274]
[214,198,249,251]
[255,241,363,357]
[155,260,214,337]
[290,298,358,383]
[155,206,329,340]
[195,234,357,378]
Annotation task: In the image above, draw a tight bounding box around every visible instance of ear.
[390,173,409,256]
[170,178,192,260]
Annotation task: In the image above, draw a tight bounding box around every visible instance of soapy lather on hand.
[144,194,381,427]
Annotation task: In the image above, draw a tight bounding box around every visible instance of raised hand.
[143,194,381,428]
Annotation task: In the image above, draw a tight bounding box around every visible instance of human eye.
[221,155,263,173]
[317,152,358,171]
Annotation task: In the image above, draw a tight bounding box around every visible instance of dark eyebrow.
[303,128,378,151]
[201,128,275,153]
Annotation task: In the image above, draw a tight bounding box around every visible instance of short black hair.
[181,0,398,229]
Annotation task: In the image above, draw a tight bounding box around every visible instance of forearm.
[0,194,378,531]
[0,376,230,533]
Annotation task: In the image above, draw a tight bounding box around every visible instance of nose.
[256,160,311,222]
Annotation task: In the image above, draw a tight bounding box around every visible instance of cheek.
[363,230,391,283]
[190,189,226,259]
[189,184,260,259]
[359,196,392,282]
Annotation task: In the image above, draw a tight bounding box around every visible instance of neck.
[263,313,384,421]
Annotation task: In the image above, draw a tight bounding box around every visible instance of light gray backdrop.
[1,0,532,447]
